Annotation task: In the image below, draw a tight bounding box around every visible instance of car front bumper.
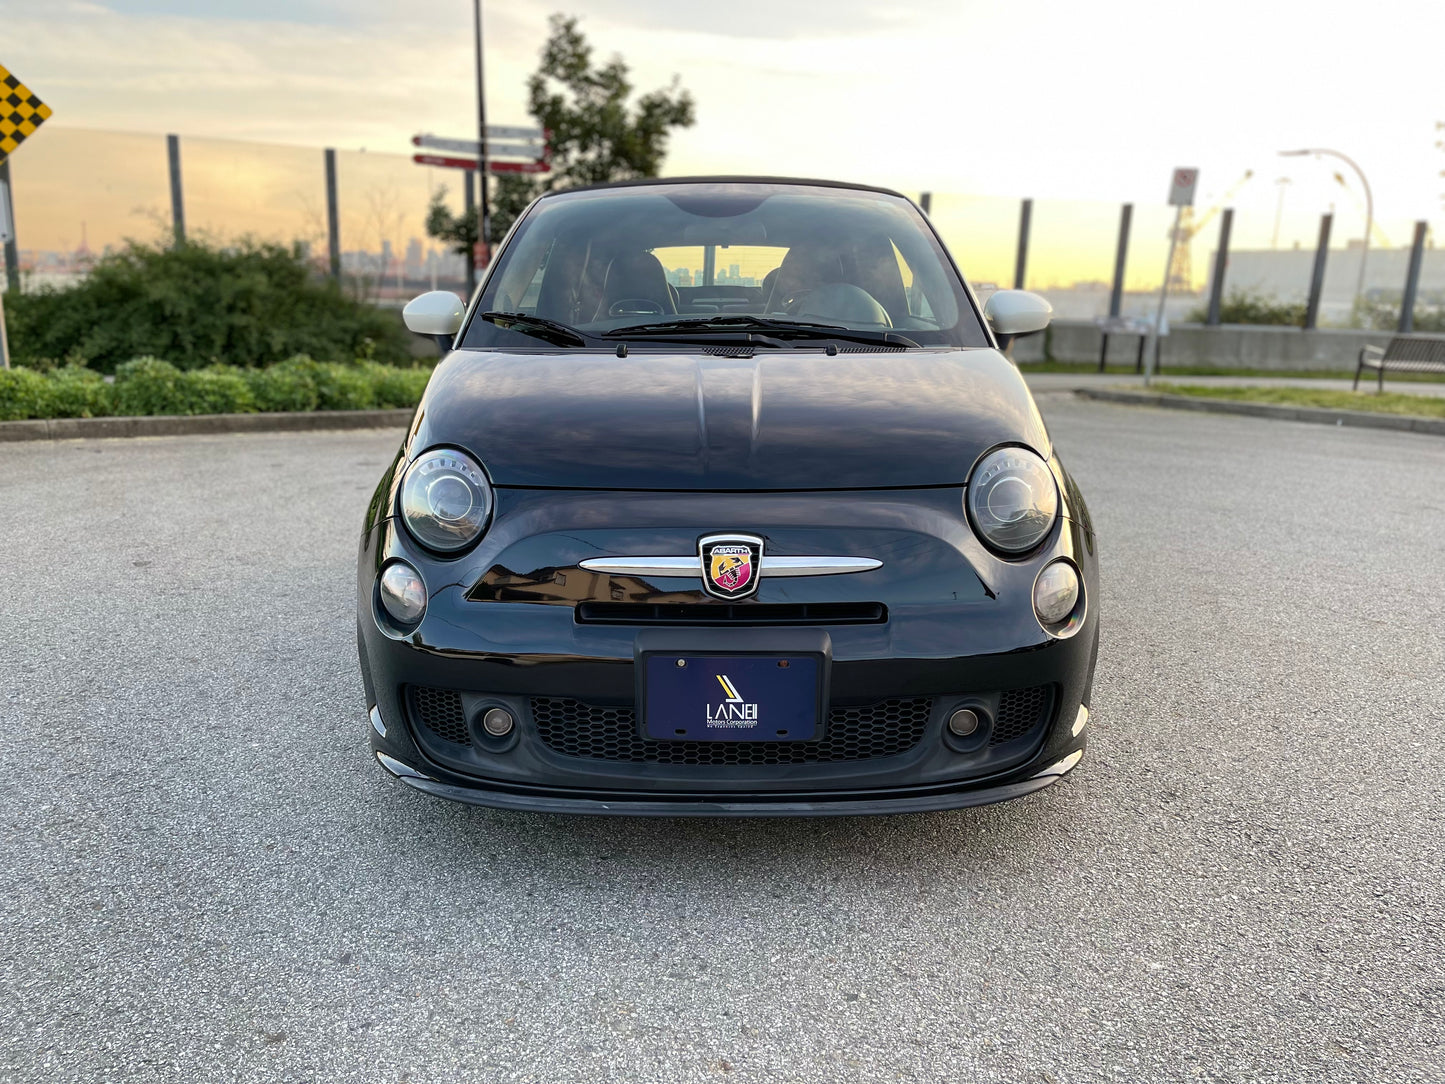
[358,507,1098,816]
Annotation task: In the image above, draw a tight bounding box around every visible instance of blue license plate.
[642,654,822,741]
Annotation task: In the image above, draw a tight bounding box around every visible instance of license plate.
[642,654,822,741]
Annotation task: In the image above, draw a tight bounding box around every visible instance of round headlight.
[399,447,493,553]
[379,561,427,625]
[966,446,1059,555]
[1033,560,1080,625]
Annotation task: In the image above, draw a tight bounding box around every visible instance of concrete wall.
[1013,319,1397,372]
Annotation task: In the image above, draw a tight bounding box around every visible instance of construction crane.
[1167,170,1254,292]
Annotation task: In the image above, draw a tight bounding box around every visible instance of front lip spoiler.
[373,748,1084,817]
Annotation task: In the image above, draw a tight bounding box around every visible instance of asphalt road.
[2,397,1443,1083]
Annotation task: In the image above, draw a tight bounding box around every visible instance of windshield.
[461,182,989,350]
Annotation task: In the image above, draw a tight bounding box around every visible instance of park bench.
[1094,315,1165,373]
[1354,335,1445,392]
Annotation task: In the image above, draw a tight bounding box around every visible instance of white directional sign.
[1168,167,1199,207]
[413,131,546,159]
[485,141,548,159]
[484,125,544,141]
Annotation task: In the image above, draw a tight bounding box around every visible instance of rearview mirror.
[403,291,466,337]
[983,290,1052,336]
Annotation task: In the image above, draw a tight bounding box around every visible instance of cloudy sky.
[6,0,1445,271]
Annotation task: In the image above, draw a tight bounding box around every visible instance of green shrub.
[1187,289,1307,327]
[0,357,432,421]
[113,357,255,416]
[7,239,413,372]
[245,359,319,412]
[187,366,257,415]
[312,362,379,411]
[0,367,49,421]
[112,357,184,416]
[42,366,116,418]
[1354,295,1445,332]
[370,364,433,408]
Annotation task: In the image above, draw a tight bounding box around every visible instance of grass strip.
[1150,383,1445,419]
[1019,360,1445,383]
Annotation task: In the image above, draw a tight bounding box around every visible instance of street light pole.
[1280,148,1372,322]
[473,0,490,287]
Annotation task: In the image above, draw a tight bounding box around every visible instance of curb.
[1073,388,1445,436]
[0,408,415,443]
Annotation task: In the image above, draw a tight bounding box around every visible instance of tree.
[426,13,696,256]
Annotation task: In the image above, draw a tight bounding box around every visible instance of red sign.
[412,153,551,174]
[489,160,551,174]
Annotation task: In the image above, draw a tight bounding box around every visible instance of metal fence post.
[1303,213,1332,331]
[1205,208,1234,326]
[1013,198,1032,290]
[324,148,341,281]
[0,158,18,295]
[463,172,476,288]
[166,134,186,246]
[1100,202,1132,371]
[1398,220,1428,334]
[919,192,932,215]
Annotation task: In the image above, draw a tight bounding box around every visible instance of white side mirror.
[403,291,466,337]
[983,289,1053,336]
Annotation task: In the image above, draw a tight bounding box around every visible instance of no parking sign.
[1168,168,1199,207]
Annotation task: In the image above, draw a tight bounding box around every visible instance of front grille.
[408,683,1056,765]
[575,602,886,626]
[991,685,1054,745]
[409,686,470,746]
[533,697,930,765]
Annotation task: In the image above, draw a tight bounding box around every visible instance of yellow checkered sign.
[0,62,52,162]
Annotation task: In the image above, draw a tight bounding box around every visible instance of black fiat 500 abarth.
[357,177,1098,816]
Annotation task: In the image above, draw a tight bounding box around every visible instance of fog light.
[1033,560,1079,626]
[379,562,427,625]
[482,707,514,736]
[948,708,980,736]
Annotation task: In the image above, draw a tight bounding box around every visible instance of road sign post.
[0,157,16,297]
[1146,168,1198,387]
[0,61,54,368]
[0,178,10,369]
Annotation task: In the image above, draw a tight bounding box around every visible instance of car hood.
[411,347,1050,491]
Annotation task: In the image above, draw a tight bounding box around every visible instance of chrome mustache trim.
[578,555,882,578]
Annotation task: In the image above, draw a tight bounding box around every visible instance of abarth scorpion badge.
[699,533,764,600]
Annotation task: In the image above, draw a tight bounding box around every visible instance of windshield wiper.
[478,311,592,347]
[604,315,919,349]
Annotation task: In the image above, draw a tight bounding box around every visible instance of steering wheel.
[609,298,665,317]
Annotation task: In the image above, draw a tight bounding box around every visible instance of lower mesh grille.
[409,687,470,746]
[992,685,1054,745]
[532,697,931,765]
[408,683,1055,763]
